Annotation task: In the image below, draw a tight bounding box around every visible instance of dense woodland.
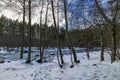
[0,15,102,47]
[0,0,120,66]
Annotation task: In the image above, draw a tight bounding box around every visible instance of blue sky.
[0,0,109,29]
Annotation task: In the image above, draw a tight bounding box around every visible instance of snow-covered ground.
[0,48,120,80]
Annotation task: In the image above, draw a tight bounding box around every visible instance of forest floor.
[0,47,120,80]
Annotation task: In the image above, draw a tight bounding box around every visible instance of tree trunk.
[57,47,61,67]
[39,1,49,63]
[111,24,116,63]
[100,31,104,61]
[20,0,25,59]
[38,1,44,63]
[63,0,79,63]
[26,0,31,63]
[58,43,64,64]
[86,31,90,60]
[57,1,64,65]
[51,0,64,66]
[86,46,90,59]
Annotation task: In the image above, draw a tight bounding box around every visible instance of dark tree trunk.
[20,0,25,59]
[58,43,64,64]
[38,1,44,63]
[100,31,104,61]
[86,47,90,59]
[57,1,64,65]
[111,24,116,63]
[26,0,31,63]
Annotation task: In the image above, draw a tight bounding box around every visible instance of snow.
[0,48,120,80]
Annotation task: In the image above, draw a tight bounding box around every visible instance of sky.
[0,0,109,28]
[0,0,66,27]
[0,10,19,20]
[0,0,77,27]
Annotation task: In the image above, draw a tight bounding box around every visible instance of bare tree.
[37,0,44,63]
[51,0,64,67]
[38,0,50,63]
[26,0,31,63]
[63,0,79,64]
[20,0,26,59]
[94,0,119,63]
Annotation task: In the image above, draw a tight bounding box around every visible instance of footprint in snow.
[103,75,108,78]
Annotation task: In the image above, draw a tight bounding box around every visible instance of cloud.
[0,0,71,28]
[0,10,20,20]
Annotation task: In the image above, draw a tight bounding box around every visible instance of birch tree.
[94,0,120,63]
[63,0,79,64]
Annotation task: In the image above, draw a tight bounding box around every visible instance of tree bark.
[100,30,104,61]
[63,0,79,63]
[111,24,116,63]
[38,1,44,63]
[94,0,118,63]
[20,0,25,59]
[39,1,49,63]
[26,0,31,63]
[51,0,64,66]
